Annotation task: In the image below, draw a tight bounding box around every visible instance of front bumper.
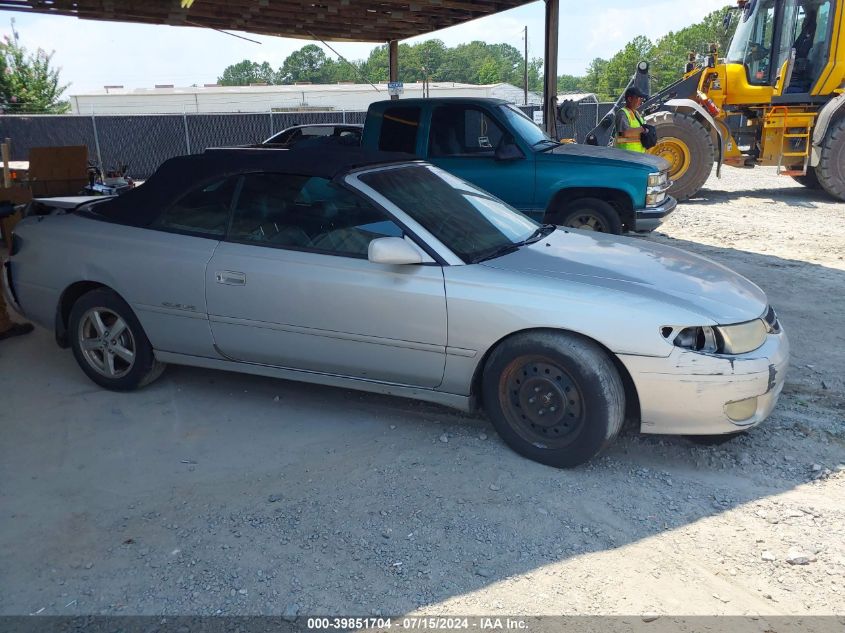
[618,330,789,436]
[634,196,677,232]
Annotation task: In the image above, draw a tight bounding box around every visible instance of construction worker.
[615,86,648,153]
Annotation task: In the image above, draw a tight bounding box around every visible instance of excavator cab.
[726,0,833,95]
[596,0,845,202]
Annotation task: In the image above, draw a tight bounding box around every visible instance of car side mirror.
[368,237,423,265]
[494,137,524,161]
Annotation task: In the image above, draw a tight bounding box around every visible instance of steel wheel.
[557,197,622,234]
[499,356,586,449]
[650,136,691,181]
[77,307,136,379]
[565,213,607,232]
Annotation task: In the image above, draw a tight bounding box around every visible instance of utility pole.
[523,25,528,106]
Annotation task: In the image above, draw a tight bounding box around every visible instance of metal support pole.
[543,0,559,139]
[523,26,528,107]
[2,138,12,188]
[91,109,104,173]
[183,113,191,154]
[388,39,399,101]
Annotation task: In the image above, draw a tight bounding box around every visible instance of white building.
[70,82,542,115]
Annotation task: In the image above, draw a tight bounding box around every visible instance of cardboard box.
[27,146,88,181]
[28,179,88,198]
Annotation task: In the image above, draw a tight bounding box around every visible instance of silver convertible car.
[4,147,789,467]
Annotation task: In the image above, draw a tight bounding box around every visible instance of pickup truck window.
[499,104,553,148]
[429,105,505,157]
[359,164,539,263]
[379,106,421,153]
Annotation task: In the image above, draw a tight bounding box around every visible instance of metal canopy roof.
[0,0,535,42]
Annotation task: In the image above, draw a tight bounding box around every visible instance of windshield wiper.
[532,139,561,152]
[471,224,556,263]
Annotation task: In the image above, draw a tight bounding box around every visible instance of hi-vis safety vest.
[616,108,646,153]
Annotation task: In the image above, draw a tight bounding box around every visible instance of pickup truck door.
[205,172,448,389]
[424,104,535,212]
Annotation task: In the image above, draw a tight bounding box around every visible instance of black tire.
[647,111,715,201]
[816,117,845,201]
[68,288,166,391]
[791,166,822,189]
[481,331,625,468]
[556,197,623,234]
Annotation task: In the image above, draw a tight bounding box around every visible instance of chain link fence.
[1,106,602,179]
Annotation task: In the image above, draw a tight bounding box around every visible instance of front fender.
[811,92,845,166]
[538,163,643,212]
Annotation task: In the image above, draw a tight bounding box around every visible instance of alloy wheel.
[77,307,136,379]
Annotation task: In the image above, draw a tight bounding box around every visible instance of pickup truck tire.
[647,111,714,201]
[481,331,625,468]
[69,288,166,391]
[557,198,622,234]
[816,118,845,201]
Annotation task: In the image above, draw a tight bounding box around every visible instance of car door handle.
[215,270,246,286]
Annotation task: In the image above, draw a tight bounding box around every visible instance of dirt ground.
[1,167,843,618]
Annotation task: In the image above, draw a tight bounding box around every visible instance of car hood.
[541,143,668,171]
[480,229,767,324]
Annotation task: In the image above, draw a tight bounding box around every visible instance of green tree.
[557,74,583,93]
[650,7,738,91]
[580,57,609,97]
[527,57,543,93]
[218,59,277,86]
[477,57,500,84]
[598,35,654,101]
[0,34,69,113]
[278,44,328,84]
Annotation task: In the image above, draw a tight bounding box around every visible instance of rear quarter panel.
[11,214,219,356]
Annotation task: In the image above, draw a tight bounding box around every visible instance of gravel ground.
[1,167,843,618]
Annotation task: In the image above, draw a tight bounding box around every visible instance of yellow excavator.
[586,0,845,201]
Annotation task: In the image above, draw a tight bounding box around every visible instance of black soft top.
[87,146,416,227]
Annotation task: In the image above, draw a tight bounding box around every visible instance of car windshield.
[498,104,553,148]
[356,164,541,263]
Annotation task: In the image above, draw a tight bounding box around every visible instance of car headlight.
[717,319,768,354]
[647,171,668,187]
[664,319,768,355]
[646,171,669,207]
[668,325,720,353]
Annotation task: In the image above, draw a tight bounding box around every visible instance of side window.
[154,177,236,237]
[379,107,421,153]
[747,0,777,84]
[228,173,404,259]
[429,106,505,157]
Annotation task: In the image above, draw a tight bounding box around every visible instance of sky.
[1,0,730,94]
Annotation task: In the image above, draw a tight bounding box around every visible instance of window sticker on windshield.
[478,136,491,148]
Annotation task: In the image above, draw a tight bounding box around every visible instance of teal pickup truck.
[360,98,675,233]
